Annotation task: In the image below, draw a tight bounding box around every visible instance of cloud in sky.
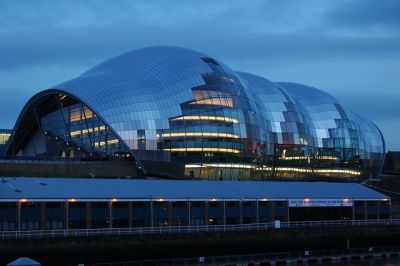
[0,0,399,149]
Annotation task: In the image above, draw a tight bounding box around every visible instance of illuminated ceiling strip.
[189,98,233,107]
[164,148,240,154]
[70,126,106,137]
[313,169,361,175]
[279,156,339,161]
[255,166,360,175]
[171,116,239,124]
[185,164,360,175]
[185,163,255,169]
[161,132,240,139]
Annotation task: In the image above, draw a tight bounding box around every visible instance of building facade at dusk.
[0,178,391,231]
[4,46,385,180]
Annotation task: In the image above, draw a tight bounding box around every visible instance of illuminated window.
[70,126,106,137]
[191,89,233,107]
[94,139,119,147]
[0,132,11,145]
[70,107,94,122]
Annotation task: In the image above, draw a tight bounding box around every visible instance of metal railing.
[0,155,132,163]
[1,219,399,240]
[80,245,400,266]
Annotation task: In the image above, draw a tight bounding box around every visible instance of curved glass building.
[5,46,385,180]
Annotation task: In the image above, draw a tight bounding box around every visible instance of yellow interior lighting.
[164,147,240,154]
[171,116,239,124]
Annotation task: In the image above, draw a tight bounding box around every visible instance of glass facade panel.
[242,201,256,224]
[208,201,223,225]
[112,201,129,228]
[6,46,385,180]
[171,201,188,226]
[21,202,40,230]
[190,201,205,225]
[153,201,169,226]
[225,201,240,224]
[0,202,16,231]
[132,202,150,227]
[45,202,64,230]
[91,202,109,228]
[68,202,87,229]
[258,201,272,222]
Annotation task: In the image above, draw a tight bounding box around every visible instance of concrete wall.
[0,160,138,178]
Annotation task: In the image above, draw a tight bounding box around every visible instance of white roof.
[0,177,388,201]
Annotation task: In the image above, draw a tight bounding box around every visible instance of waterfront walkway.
[1,218,399,240]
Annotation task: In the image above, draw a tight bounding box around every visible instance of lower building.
[0,177,390,231]
[0,129,11,155]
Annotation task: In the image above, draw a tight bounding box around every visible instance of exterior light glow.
[260,198,268,202]
[19,198,28,203]
[304,198,310,203]
[111,198,118,202]
[157,198,164,202]
[343,198,349,203]
[68,198,77,202]
[210,198,217,202]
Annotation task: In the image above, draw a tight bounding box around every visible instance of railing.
[1,219,399,240]
[0,155,132,163]
[79,245,400,266]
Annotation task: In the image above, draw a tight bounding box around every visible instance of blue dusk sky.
[0,0,399,150]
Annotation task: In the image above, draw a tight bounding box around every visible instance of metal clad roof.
[0,177,388,201]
